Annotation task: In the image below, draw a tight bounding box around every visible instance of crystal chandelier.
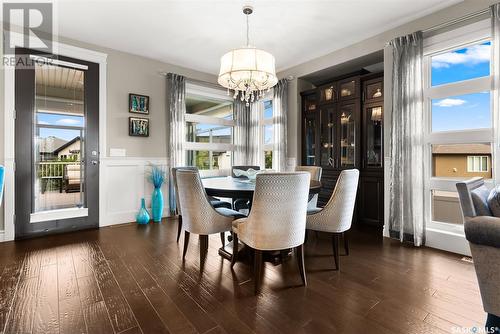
[218,6,278,106]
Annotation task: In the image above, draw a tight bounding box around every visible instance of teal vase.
[136,198,150,225]
[151,188,163,223]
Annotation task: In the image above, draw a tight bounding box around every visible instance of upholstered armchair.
[176,170,244,267]
[231,165,260,212]
[172,166,232,242]
[295,166,322,209]
[306,169,359,270]
[456,177,500,330]
[231,172,311,294]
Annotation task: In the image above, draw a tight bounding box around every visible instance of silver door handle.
[91,160,99,165]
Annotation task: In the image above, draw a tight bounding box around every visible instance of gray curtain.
[167,73,186,214]
[234,100,259,165]
[273,79,288,171]
[388,32,425,246]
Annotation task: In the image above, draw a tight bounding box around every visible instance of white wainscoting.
[100,157,169,227]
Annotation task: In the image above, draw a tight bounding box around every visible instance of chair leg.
[296,244,307,286]
[220,232,226,248]
[176,215,183,243]
[254,250,263,295]
[332,233,340,270]
[199,235,209,264]
[343,232,349,256]
[183,231,190,259]
[231,233,238,268]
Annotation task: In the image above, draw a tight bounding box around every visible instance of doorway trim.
[3,35,107,241]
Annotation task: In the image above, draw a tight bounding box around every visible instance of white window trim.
[423,19,494,241]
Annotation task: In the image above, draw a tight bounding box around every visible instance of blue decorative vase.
[136,198,150,225]
[151,187,164,223]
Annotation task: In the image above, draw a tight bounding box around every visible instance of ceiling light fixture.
[218,5,278,106]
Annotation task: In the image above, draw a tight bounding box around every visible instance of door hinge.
[13,109,16,120]
[13,162,16,172]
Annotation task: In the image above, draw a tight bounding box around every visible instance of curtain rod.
[422,7,490,34]
[385,7,491,47]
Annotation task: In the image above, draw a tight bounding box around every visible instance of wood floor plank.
[106,255,170,334]
[86,242,138,333]
[76,271,114,334]
[33,264,59,334]
[0,221,485,334]
[0,258,25,332]
[58,245,87,334]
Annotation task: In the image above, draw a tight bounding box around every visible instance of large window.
[185,84,234,173]
[260,99,274,169]
[424,20,493,227]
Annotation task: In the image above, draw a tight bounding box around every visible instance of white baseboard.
[425,222,471,256]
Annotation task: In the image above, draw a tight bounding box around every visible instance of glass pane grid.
[432,143,491,179]
[34,64,86,213]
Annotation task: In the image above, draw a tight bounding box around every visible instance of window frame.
[185,83,235,174]
[423,19,495,229]
[467,155,489,172]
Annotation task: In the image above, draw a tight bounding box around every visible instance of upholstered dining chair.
[295,166,322,209]
[306,169,359,270]
[231,165,260,211]
[176,170,245,267]
[231,172,311,294]
[172,166,232,242]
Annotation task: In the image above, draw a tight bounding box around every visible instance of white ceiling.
[56,0,462,75]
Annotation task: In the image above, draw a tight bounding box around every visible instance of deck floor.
[0,219,484,334]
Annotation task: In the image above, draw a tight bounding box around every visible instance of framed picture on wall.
[129,93,149,114]
[129,117,149,137]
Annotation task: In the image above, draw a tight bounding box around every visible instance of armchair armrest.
[465,216,500,248]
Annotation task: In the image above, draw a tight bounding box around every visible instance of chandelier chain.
[246,13,250,46]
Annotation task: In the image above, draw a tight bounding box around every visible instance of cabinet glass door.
[304,115,317,165]
[366,105,383,167]
[320,106,335,167]
[339,104,356,167]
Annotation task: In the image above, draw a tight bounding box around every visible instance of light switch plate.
[109,148,126,157]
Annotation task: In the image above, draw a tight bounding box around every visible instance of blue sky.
[431,41,491,132]
[37,112,84,141]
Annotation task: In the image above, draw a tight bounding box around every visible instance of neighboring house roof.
[432,143,491,155]
[38,136,67,153]
[53,136,81,154]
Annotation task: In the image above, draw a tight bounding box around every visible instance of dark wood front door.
[14,49,99,239]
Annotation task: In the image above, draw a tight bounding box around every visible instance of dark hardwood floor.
[0,218,484,334]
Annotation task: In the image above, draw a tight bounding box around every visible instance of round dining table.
[202,176,322,201]
[201,176,322,261]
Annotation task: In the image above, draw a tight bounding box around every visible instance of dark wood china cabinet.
[301,72,384,227]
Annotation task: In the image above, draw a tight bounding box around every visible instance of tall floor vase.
[151,187,164,223]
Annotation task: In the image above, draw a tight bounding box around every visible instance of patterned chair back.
[238,172,310,250]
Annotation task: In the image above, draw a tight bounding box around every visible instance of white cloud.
[38,120,49,125]
[56,118,80,125]
[433,98,466,107]
[432,44,490,68]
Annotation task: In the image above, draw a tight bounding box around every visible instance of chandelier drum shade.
[218,6,278,106]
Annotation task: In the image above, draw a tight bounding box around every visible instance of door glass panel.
[340,80,356,98]
[340,104,356,167]
[320,106,335,167]
[34,64,85,212]
[304,116,316,165]
[366,106,383,167]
